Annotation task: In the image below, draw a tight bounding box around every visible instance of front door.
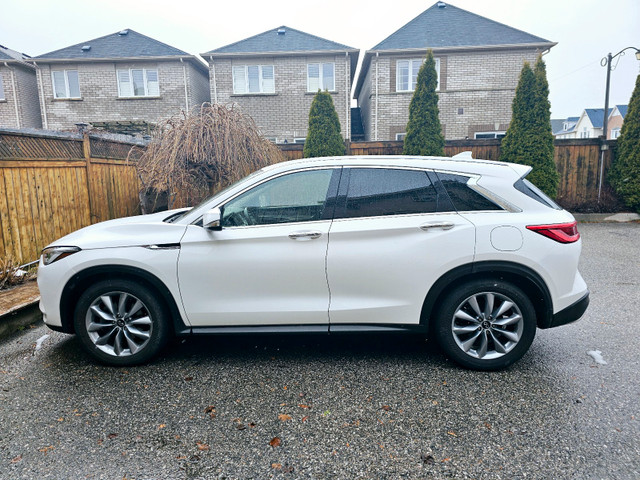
[178,168,340,327]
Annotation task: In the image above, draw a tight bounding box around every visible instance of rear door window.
[337,168,441,219]
[436,172,502,211]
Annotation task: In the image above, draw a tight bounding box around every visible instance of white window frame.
[474,131,506,139]
[611,128,621,139]
[395,133,406,141]
[232,65,275,94]
[51,70,81,99]
[396,58,440,92]
[307,63,335,92]
[117,68,159,98]
[293,137,306,144]
[0,72,5,100]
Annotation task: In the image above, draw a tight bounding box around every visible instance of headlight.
[41,246,81,265]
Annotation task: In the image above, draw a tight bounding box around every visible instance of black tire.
[73,279,170,366]
[434,279,536,371]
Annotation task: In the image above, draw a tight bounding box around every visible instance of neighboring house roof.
[0,44,34,68]
[354,2,556,98]
[203,26,359,82]
[551,119,565,135]
[372,2,552,51]
[612,104,628,119]
[204,26,356,55]
[33,29,208,72]
[584,108,613,129]
[553,116,580,135]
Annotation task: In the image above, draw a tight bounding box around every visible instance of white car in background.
[38,155,589,370]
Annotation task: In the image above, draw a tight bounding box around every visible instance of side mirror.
[203,207,222,230]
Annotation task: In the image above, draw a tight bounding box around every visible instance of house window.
[395,133,406,141]
[0,73,5,100]
[52,70,81,99]
[396,58,440,92]
[307,63,335,92]
[474,132,505,139]
[293,138,306,144]
[117,69,159,97]
[611,128,620,139]
[232,65,275,94]
[580,127,588,138]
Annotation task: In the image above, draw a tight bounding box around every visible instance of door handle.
[420,222,455,231]
[288,231,322,240]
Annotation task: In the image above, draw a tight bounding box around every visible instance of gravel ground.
[1,222,638,479]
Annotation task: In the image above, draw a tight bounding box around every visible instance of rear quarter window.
[436,172,503,211]
[514,178,562,210]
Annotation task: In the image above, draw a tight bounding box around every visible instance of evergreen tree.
[500,56,559,197]
[403,50,445,156]
[303,90,345,158]
[609,73,640,212]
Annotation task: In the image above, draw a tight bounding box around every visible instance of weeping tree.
[403,50,445,156]
[136,103,284,210]
[304,90,345,158]
[608,73,640,212]
[499,56,559,197]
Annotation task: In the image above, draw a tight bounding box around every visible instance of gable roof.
[551,119,565,135]
[584,108,613,129]
[354,2,555,99]
[612,104,628,118]
[204,26,357,56]
[0,44,33,67]
[373,2,553,51]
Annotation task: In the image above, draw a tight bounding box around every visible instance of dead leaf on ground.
[272,463,282,469]
[107,433,118,439]
[248,422,256,428]
[302,416,309,422]
[278,414,292,421]
[184,376,193,381]
[447,431,457,437]
[381,405,391,411]
[196,442,210,451]
[158,424,166,429]
[11,455,22,463]
[38,446,54,454]
[269,437,281,447]
[298,404,311,409]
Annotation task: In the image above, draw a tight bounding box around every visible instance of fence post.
[83,133,97,223]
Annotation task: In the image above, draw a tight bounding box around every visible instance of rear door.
[326,167,476,326]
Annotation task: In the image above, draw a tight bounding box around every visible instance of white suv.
[38,155,589,370]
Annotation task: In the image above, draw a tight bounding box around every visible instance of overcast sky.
[1,0,638,119]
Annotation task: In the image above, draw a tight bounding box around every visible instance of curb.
[0,302,42,339]
[573,213,640,223]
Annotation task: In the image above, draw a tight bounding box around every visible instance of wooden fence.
[0,131,623,264]
[279,138,621,210]
[0,129,143,263]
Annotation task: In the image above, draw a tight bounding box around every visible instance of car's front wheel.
[74,279,170,366]
[434,279,536,370]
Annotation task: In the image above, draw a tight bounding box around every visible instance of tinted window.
[222,169,334,226]
[437,173,502,211]
[514,178,561,210]
[342,168,438,218]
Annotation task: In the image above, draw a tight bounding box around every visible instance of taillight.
[526,221,580,244]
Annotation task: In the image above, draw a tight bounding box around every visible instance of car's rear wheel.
[434,279,536,370]
[73,279,170,366]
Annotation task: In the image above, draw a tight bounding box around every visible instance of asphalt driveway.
[1,222,638,479]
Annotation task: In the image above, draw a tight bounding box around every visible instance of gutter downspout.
[210,56,218,104]
[345,52,350,141]
[180,58,189,111]
[33,62,48,130]
[374,52,379,141]
[4,62,21,129]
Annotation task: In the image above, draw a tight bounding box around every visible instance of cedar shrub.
[403,50,445,156]
[500,56,559,198]
[303,90,345,158]
[608,73,640,212]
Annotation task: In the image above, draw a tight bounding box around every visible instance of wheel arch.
[420,261,554,330]
[59,265,189,335]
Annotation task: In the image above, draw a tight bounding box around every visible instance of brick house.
[32,29,209,134]
[202,26,359,143]
[0,45,42,128]
[353,2,556,141]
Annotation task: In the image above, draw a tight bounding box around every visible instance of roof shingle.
[372,2,552,51]
[204,26,356,55]
[36,29,190,60]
